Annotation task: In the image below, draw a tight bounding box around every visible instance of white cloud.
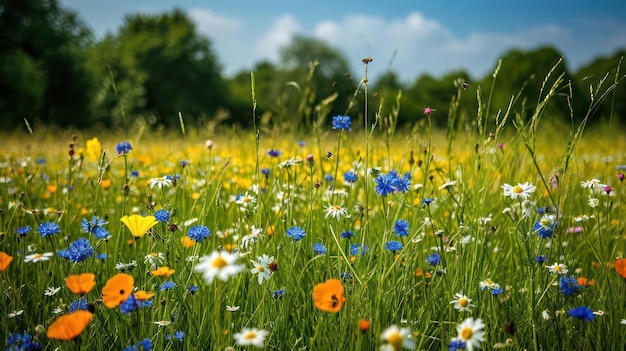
[188,9,626,81]
[256,14,301,62]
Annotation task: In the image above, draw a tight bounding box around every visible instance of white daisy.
[249,254,273,285]
[149,176,173,189]
[546,262,568,275]
[450,293,474,312]
[233,328,269,347]
[501,182,536,200]
[380,325,416,350]
[195,250,244,284]
[439,180,457,190]
[455,317,485,351]
[324,204,348,220]
[8,310,23,318]
[24,252,53,263]
[44,286,61,296]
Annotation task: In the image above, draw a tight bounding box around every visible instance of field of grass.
[1,70,626,351]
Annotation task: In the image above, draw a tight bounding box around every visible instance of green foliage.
[88,9,227,128]
[0,0,95,128]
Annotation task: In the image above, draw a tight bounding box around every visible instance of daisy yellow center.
[460,327,473,340]
[540,218,550,227]
[34,253,43,259]
[243,331,257,340]
[387,331,403,348]
[513,186,524,194]
[243,197,251,203]
[459,297,469,307]
[554,265,562,272]
[212,256,228,268]
[257,265,265,272]
[333,205,341,211]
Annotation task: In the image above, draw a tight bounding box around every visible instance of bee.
[326,152,333,159]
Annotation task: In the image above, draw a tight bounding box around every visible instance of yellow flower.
[85,137,102,162]
[180,236,195,248]
[151,266,175,277]
[120,214,158,237]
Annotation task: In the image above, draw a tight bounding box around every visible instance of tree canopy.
[0,0,624,131]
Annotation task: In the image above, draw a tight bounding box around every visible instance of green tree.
[0,0,94,129]
[479,46,574,126]
[574,49,626,124]
[275,35,355,130]
[88,9,227,127]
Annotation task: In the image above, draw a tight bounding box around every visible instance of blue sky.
[60,0,626,82]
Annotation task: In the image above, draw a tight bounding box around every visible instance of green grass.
[1,68,625,351]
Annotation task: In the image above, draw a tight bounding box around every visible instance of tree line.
[1,0,624,131]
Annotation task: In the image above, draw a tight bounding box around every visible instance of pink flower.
[566,226,583,234]
[423,106,433,116]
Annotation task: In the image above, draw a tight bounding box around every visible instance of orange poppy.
[180,236,195,248]
[577,277,596,287]
[101,273,134,308]
[615,258,626,278]
[151,266,175,277]
[120,214,158,237]
[100,179,112,189]
[0,252,13,271]
[358,319,371,333]
[134,290,155,301]
[313,278,346,313]
[47,310,93,340]
[65,273,96,295]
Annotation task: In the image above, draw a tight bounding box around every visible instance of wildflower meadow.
[1,61,626,351]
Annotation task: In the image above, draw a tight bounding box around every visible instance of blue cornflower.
[393,219,410,237]
[393,172,412,193]
[82,216,109,239]
[559,275,582,297]
[273,289,285,299]
[38,222,60,238]
[187,225,210,243]
[69,298,89,312]
[5,332,42,351]
[340,272,353,282]
[138,338,152,351]
[116,141,132,155]
[16,225,31,236]
[491,287,503,295]
[374,174,395,196]
[448,339,467,351]
[535,255,549,264]
[384,240,403,253]
[340,230,355,239]
[568,306,595,322]
[36,157,46,165]
[188,285,200,295]
[57,238,94,262]
[286,226,306,241]
[261,168,270,177]
[313,242,327,255]
[332,115,352,131]
[166,331,185,341]
[267,149,282,157]
[344,171,358,184]
[97,253,107,260]
[120,294,144,314]
[154,209,170,223]
[131,170,140,178]
[422,198,435,207]
[350,243,360,256]
[533,214,557,239]
[324,173,335,182]
[160,281,176,291]
[426,253,441,266]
